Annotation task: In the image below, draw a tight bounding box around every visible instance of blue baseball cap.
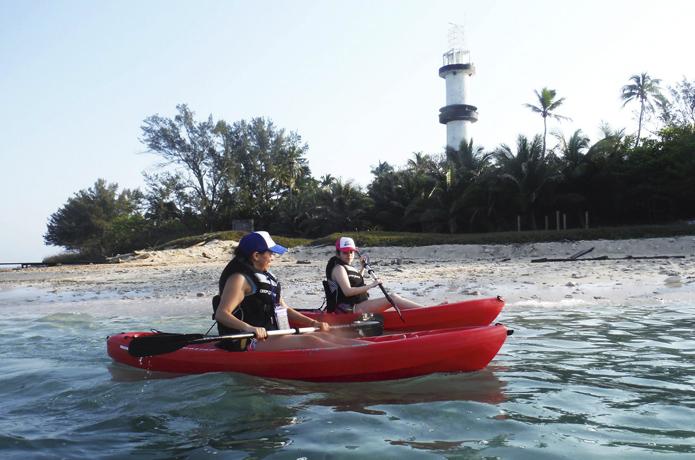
[237,231,287,257]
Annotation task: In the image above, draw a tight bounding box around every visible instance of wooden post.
[545,215,549,230]
[585,211,589,229]
[517,215,521,232]
[563,213,567,230]
[556,210,560,231]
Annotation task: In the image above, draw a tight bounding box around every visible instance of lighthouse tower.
[438,25,478,150]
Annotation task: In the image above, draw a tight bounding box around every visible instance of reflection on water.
[255,369,507,415]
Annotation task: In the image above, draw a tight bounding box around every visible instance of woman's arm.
[282,297,330,331]
[331,265,378,297]
[214,273,269,339]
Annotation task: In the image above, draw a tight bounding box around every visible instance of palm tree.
[443,140,493,232]
[554,129,590,171]
[494,134,561,229]
[403,152,442,231]
[319,174,336,188]
[621,73,664,147]
[587,122,627,161]
[552,129,591,227]
[524,87,571,155]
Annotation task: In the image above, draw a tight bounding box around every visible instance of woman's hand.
[313,320,330,332]
[244,325,268,339]
[369,279,382,289]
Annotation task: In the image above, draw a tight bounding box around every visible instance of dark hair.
[232,247,252,265]
[234,246,269,259]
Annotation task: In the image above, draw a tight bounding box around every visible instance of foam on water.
[509,297,597,308]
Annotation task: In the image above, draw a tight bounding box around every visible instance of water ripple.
[0,303,694,458]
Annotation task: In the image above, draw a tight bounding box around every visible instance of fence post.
[517,215,521,232]
[556,210,560,231]
[585,211,589,229]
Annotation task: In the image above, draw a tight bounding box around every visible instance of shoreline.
[1,236,694,315]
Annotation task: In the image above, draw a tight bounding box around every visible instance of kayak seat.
[323,280,339,313]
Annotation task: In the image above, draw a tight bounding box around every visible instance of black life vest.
[212,257,282,336]
[325,256,369,308]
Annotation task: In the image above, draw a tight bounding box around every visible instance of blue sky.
[2,0,694,261]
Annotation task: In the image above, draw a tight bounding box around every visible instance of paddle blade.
[127,333,205,358]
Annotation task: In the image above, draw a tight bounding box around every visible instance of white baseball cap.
[335,236,358,253]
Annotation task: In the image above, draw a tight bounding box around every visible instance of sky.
[2,0,694,261]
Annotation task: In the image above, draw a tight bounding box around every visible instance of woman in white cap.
[214,231,354,351]
[325,236,424,314]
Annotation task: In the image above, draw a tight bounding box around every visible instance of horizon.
[2,0,694,261]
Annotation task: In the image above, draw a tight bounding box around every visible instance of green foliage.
[493,135,562,229]
[46,87,695,260]
[103,214,152,255]
[221,117,312,227]
[44,179,144,257]
[140,104,232,232]
[310,224,695,248]
[659,78,695,129]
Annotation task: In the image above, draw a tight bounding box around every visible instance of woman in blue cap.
[214,231,350,351]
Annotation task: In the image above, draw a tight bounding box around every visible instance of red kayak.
[294,296,505,332]
[107,324,510,382]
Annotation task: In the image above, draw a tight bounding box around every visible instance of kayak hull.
[106,324,509,382]
[294,296,505,331]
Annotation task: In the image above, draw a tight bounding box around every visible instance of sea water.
[0,288,694,459]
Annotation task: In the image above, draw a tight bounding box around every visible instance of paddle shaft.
[357,251,406,323]
[192,320,381,343]
[127,320,383,357]
[185,326,321,345]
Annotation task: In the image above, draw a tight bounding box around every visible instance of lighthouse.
[438,25,478,150]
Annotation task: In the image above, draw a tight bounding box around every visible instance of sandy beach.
[1,236,693,315]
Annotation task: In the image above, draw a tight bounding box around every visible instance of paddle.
[127,319,383,358]
[357,251,406,323]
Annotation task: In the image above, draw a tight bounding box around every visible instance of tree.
[441,140,493,232]
[583,124,632,225]
[524,87,571,155]
[621,73,664,147]
[140,104,232,231]
[493,135,560,229]
[367,161,419,231]
[554,129,590,171]
[552,129,592,227]
[44,179,145,257]
[290,178,372,235]
[141,171,194,244]
[402,152,444,232]
[659,77,695,129]
[369,153,446,232]
[220,117,311,227]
